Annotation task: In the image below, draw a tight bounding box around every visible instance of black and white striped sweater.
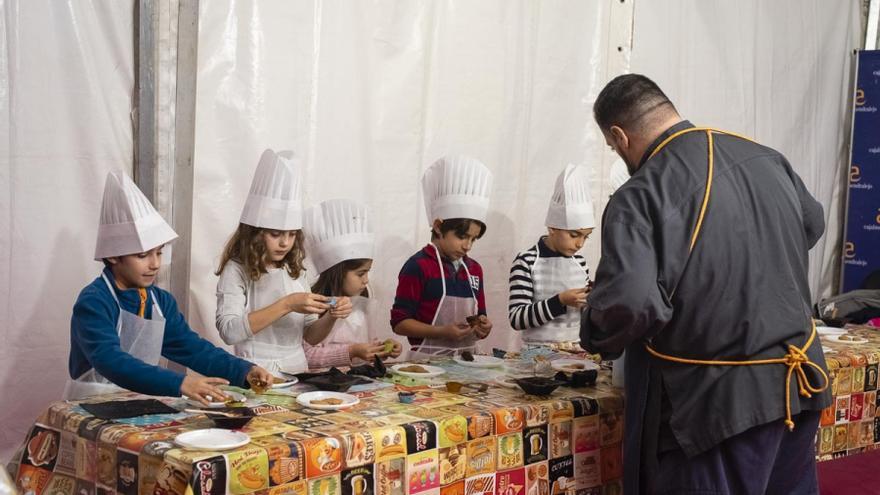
[508,237,590,331]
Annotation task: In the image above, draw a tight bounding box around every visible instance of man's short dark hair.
[593,74,676,131]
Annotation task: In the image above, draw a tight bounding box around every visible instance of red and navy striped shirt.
[390,244,487,347]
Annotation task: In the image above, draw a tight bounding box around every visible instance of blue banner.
[842,50,880,292]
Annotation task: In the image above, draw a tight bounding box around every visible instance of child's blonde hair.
[216,223,306,281]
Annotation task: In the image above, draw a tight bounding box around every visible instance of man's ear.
[106,257,119,266]
[609,125,629,151]
[431,218,443,236]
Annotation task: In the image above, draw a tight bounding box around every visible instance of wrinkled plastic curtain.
[188,1,630,355]
[630,0,862,299]
[0,0,135,460]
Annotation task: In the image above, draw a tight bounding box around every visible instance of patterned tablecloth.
[816,324,880,460]
[8,357,625,495]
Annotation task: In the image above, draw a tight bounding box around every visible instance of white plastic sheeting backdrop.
[0,1,136,460]
[0,0,862,461]
[629,0,861,299]
[187,0,632,356]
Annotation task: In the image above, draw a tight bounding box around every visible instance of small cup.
[445,381,463,393]
[398,391,416,404]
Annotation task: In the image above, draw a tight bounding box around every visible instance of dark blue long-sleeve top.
[69,267,254,397]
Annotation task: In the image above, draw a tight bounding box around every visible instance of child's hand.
[374,339,403,360]
[442,323,474,342]
[350,342,387,362]
[246,365,275,393]
[329,296,352,319]
[559,287,588,308]
[387,339,403,358]
[180,375,230,406]
[285,293,331,314]
[473,315,492,339]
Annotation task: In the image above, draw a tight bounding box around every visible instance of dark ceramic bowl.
[303,374,365,392]
[514,377,565,396]
[204,408,255,429]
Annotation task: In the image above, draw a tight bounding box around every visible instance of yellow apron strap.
[643,126,828,431]
[646,322,829,430]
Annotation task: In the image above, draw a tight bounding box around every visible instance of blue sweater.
[69,268,253,397]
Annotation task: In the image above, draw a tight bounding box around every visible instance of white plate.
[175,429,250,450]
[391,364,446,378]
[816,326,847,336]
[822,346,833,354]
[296,391,360,410]
[271,375,299,389]
[825,334,869,345]
[182,391,246,409]
[551,358,599,373]
[453,355,505,368]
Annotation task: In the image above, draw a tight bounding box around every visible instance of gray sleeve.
[792,170,824,249]
[581,220,674,358]
[215,262,254,345]
[301,277,320,327]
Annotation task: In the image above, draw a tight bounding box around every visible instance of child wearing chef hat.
[390,155,494,358]
[67,171,272,405]
[215,149,352,374]
[302,198,403,367]
[508,164,594,345]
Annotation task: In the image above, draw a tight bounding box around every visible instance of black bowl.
[303,374,366,392]
[514,377,565,396]
[203,409,255,429]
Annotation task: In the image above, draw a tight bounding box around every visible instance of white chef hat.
[94,170,178,260]
[608,159,629,193]
[303,199,375,274]
[544,164,596,230]
[422,155,493,225]
[240,149,304,230]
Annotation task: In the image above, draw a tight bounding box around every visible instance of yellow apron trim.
[643,126,829,431]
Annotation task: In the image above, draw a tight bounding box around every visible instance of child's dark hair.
[311,258,372,297]
[215,223,306,281]
[430,218,487,240]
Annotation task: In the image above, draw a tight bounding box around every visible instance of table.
[8,357,625,495]
[816,324,880,460]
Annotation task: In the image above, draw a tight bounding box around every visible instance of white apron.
[236,268,309,373]
[522,242,588,344]
[63,274,166,400]
[322,296,377,364]
[410,244,479,359]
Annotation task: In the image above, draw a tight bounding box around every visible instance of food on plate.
[272,376,289,384]
[563,363,585,370]
[399,365,429,373]
[460,351,475,362]
[311,397,344,406]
